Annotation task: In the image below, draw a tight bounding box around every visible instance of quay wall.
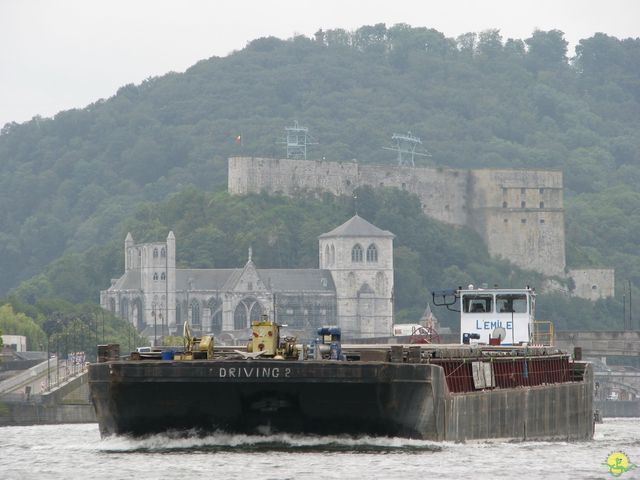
[0,402,96,426]
[0,372,96,426]
[594,400,640,417]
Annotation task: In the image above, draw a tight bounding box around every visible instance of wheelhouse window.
[463,294,493,313]
[496,294,528,313]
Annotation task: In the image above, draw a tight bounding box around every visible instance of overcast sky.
[1,0,639,128]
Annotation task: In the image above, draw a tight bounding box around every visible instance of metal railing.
[531,321,555,346]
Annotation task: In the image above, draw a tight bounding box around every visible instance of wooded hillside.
[1,24,638,328]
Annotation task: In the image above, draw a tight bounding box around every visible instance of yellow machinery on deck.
[247,315,299,359]
[178,321,214,360]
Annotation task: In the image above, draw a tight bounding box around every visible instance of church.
[100,215,395,341]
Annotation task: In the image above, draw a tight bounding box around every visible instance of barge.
[89,286,594,441]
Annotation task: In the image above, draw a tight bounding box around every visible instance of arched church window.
[153,272,158,281]
[175,302,181,324]
[234,297,262,330]
[351,244,363,263]
[153,248,158,258]
[109,298,116,313]
[208,297,223,335]
[161,272,166,280]
[191,300,200,327]
[330,244,335,265]
[366,244,378,262]
[120,298,129,321]
[325,245,330,267]
[132,297,144,330]
[161,247,166,258]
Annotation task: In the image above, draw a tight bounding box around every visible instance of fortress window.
[153,272,158,280]
[366,244,378,262]
[153,248,158,258]
[352,244,363,263]
[502,201,507,208]
[161,247,166,258]
[161,272,166,280]
[539,201,544,208]
[521,219,527,224]
[521,201,526,208]
[592,285,598,290]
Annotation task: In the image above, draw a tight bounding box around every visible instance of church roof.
[258,269,335,292]
[177,269,237,290]
[111,270,141,290]
[175,268,335,293]
[318,214,394,239]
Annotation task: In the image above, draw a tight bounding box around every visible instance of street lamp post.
[152,305,157,346]
[46,337,50,392]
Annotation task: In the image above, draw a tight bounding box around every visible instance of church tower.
[319,215,394,338]
[122,232,176,338]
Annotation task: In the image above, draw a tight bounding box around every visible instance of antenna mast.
[278,120,318,160]
[383,131,431,167]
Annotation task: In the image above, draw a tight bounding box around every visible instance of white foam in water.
[97,429,444,453]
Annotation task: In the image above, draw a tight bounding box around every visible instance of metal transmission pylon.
[278,121,318,160]
[383,132,430,167]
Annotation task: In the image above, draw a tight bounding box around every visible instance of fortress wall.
[469,169,566,276]
[229,157,359,196]
[229,157,470,225]
[357,165,469,225]
[482,210,566,276]
[568,269,615,300]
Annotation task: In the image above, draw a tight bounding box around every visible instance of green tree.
[0,304,46,350]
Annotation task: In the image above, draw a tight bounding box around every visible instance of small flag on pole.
[235,134,242,145]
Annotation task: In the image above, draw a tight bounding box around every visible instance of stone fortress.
[228,156,614,301]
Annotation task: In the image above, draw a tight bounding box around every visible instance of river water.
[1,418,639,480]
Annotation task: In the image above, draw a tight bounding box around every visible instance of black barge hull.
[89,358,594,441]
